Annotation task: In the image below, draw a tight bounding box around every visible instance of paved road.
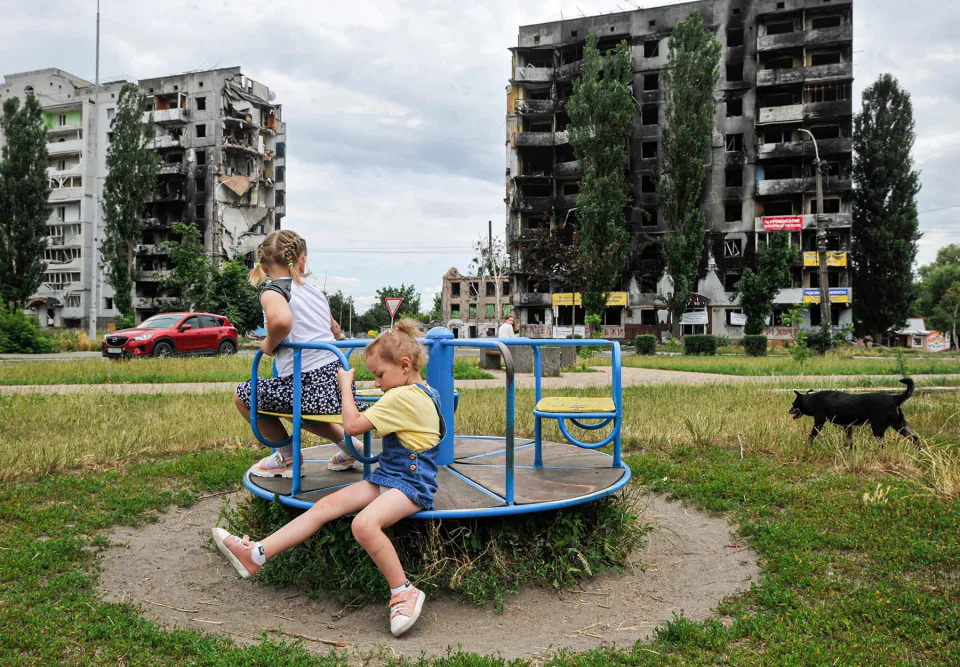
[3,367,959,396]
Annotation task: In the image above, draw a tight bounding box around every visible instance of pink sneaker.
[249,451,300,478]
[389,586,425,637]
[211,527,262,579]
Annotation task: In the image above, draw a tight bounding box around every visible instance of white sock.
[275,445,293,460]
[338,436,362,457]
[390,580,412,595]
[251,542,267,565]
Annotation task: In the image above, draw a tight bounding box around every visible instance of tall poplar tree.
[0,94,51,308]
[656,11,721,336]
[851,74,921,339]
[102,83,157,324]
[566,31,633,318]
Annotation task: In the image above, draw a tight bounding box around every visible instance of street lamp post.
[797,128,831,328]
[87,0,101,339]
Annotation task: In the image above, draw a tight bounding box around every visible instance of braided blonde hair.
[366,319,429,371]
[248,230,309,286]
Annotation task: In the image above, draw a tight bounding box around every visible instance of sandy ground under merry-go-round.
[97,491,760,664]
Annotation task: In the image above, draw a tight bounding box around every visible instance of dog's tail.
[897,377,915,404]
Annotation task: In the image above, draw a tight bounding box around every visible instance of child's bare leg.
[301,421,345,444]
[260,482,380,558]
[235,392,288,443]
[350,489,421,587]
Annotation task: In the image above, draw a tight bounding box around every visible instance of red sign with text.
[762,215,803,231]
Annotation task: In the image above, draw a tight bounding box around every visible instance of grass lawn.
[0,354,492,386]
[2,383,959,663]
[598,353,960,376]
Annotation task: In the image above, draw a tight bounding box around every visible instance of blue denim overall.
[364,383,445,510]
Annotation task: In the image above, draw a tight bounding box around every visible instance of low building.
[890,318,952,353]
[441,267,512,338]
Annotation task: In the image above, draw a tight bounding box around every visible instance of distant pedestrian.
[46,314,54,328]
[498,314,517,338]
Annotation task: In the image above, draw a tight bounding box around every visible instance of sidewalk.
[3,368,958,395]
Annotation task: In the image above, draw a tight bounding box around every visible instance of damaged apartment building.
[0,66,286,328]
[506,0,854,341]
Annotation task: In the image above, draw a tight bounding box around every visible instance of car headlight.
[133,333,155,341]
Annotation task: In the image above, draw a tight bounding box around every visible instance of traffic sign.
[385,297,403,319]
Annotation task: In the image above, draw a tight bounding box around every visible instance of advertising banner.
[762,215,803,231]
[803,251,848,267]
[802,288,850,304]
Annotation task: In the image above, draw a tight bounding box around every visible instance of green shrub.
[806,325,833,354]
[684,334,718,356]
[222,488,647,611]
[742,334,768,357]
[0,309,57,353]
[635,334,657,355]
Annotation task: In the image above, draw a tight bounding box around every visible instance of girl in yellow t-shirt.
[212,319,441,638]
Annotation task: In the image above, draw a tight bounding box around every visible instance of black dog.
[789,378,921,447]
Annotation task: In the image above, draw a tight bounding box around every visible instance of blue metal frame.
[244,330,628,518]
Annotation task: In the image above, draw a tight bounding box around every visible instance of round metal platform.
[243,436,631,519]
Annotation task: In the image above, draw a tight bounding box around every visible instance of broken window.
[196,150,206,165]
[725,201,742,222]
[726,62,743,82]
[276,191,285,207]
[765,164,794,180]
[810,124,841,140]
[485,304,495,318]
[766,20,793,35]
[195,124,206,138]
[809,198,841,214]
[763,127,794,144]
[766,55,794,70]
[640,206,658,227]
[639,275,657,294]
[643,40,659,58]
[725,168,743,188]
[469,281,479,297]
[451,282,461,297]
[725,134,744,152]
[165,152,181,164]
[763,200,795,216]
[276,166,285,182]
[640,308,657,324]
[804,83,851,103]
[641,105,658,125]
[486,282,496,297]
[811,15,842,29]
[451,304,461,318]
[643,73,659,91]
[726,98,743,117]
[762,91,799,107]
[503,281,511,296]
[641,141,657,159]
[195,177,205,192]
[277,142,286,158]
[724,237,744,257]
[641,174,656,193]
[469,304,477,318]
[195,204,205,220]
[195,96,206,111]
[724,273,742,291]
[810,52,841,66]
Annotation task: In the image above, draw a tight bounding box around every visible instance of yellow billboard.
[803,251,848,267]
[802,288,850,304]
[551,292,628,307]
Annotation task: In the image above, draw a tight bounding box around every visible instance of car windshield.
[139,315,182,329]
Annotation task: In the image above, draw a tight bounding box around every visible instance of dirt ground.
[97,493,759,664]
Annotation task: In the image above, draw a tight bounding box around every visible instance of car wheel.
[218,339,237,356]
[152,341,174,357]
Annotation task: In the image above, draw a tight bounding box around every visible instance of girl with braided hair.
[234,229,366,477]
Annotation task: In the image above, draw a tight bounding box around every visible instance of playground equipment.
[243,327,631,519]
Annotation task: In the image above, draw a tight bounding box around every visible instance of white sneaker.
[249,451,301,478]
[389,586,425,637]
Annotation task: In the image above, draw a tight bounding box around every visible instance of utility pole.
[87,0,101,339]
[798,129,831,327]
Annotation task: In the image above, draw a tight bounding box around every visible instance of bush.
[49,329,102,352]
[223,488,647,611]
[742,334,768,357]
[635,334,657,355]
[806,325,833,354]
[0,309,57,353]
[684,334,718,356]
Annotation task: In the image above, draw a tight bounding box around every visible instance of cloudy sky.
[2,0,957,314]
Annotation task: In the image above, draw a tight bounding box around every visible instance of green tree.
[161,221,210,310]
[733,233,798,335]
[931,284,960,350]
[851,74,921,339]
[362,284,421,328]
[469,233,509,327]
[430,292,442,321]
[0,94,51,308]
[566,32,633,318]
[102,83,158,324]
[325,289,359,333]
[207,259,261,336]
[656,11,721,337]
[916,244,960,320]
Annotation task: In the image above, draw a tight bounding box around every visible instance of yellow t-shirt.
[362,384,441,452]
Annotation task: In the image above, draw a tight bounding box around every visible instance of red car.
[102,312,239,359]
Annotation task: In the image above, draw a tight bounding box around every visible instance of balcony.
[47,124,83,138]
[556,60,584,81]
[134,296,178,309]
[514,99,554,115]
[804,99,852,120]
[144,108,191,124]
[134,244,171,255]
[49,186,84,202]
[513,130,569,147]
[513,196,553,212]
[154,135,183,149]
[758,142,805,160]
[47,166,84,180]
[804,62,853,83]
[815,136,853,155]
[150,188,185,202]
[134,270,165,282]
[758,0,851,15]
[158,163,187,176]
[756,177,805,196]
[554,160,583,178]
[514,292,552,307]
[556,193,577,210]
[757,67,804,87]
[757,104,803,124]
[753,212,852,232]
[513,65,553,83]
[757,32,804,51]
[47,138,83,156]
[806,24,853,49]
